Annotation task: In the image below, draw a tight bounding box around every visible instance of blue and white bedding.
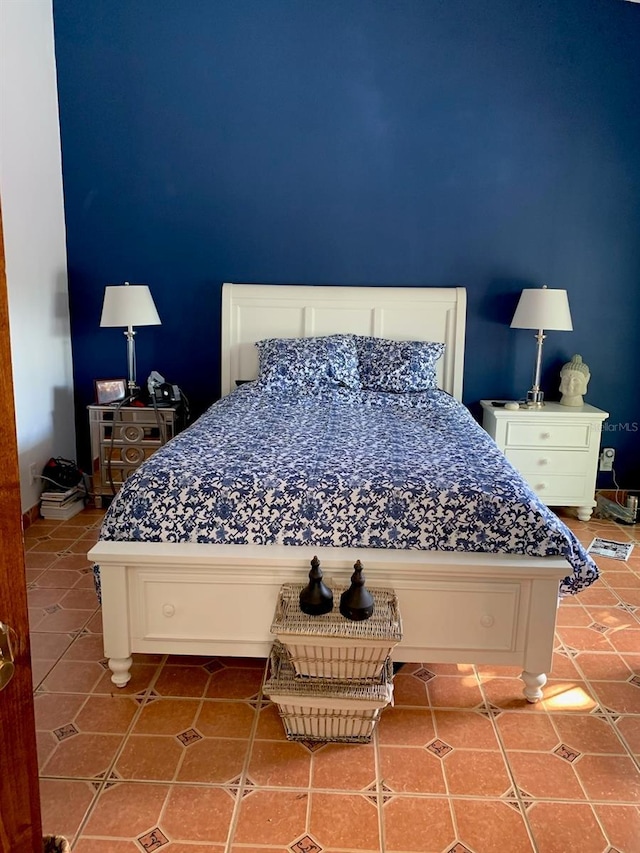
[99,384,598,596]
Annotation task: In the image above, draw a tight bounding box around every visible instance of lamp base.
[525,388,545,408]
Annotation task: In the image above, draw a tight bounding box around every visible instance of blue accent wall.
[53,0,640,483]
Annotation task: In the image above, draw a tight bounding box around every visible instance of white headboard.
[221,284,467,400]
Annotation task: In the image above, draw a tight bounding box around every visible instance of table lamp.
[510,285,573,407]
[100,282,161,394]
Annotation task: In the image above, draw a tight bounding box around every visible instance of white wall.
[0,0,76,513]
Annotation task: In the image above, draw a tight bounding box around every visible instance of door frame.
[0,207,43,850]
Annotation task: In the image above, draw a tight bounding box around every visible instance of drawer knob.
[123,425,144,443]
[538,458,549,466]
[162,604,175,618]
[540,432,551,440]
[480,614,495,628]
[535,483,546,491]
[124,446,144,465]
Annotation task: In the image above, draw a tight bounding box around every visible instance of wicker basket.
[264,642,394,743]
[271,583,402,680]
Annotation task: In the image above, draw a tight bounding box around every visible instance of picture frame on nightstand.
[94,378,126,405]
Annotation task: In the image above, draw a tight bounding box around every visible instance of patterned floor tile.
[442,749,512,797]
[195,699,257,739]
[452,799,535,852]
[549,713,628,755]
[506,751,586,800]
[378,745,446,794]
[161,785,236,844]
[382,796,455,852]
[40,731,124,779]
[432,709,501,750]
[590,679,640,714]
[573,753,640,802]
[205,665,264,700]
[495,711,558,751]
[153,663,212,697]
[425,674,484,708]
[247,739,312,788]
[375,705,436,746]
[527,802,608,853]
[615,715,640,756]
[82,782,170,839]
[39,778,97,840]
[132,698,200,735]
[309,792,380,850]
[232,789,308,846]
[114,733,184,781]
[593,803,640,853]
[177,737,250,784]
[310,741,376,790]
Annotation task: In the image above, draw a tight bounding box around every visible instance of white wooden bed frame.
[89,284,567,702]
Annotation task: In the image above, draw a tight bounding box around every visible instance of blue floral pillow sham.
[256,335,361,392]
[356,336,445,392]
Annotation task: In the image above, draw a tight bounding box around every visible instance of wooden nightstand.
[480,400,609,521]
[89,404,181,508]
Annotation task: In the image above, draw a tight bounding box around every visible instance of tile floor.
[25,508,640,852]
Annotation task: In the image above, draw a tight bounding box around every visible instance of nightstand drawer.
[97,466,140,485]
[101,445,158,467]
[505,421,591,449]
[506,448,590,476]
[522,473,589,503]
[100,422,168,445]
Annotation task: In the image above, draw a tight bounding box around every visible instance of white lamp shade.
[100,284,161,328]
[510,287,573,331]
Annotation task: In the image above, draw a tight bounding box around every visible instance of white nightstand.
[480,400,609,521]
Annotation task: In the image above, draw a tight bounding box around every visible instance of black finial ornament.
[299,556,334,616]
[340,559,375,621]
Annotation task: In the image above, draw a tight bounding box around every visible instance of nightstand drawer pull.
[540,432,550,440]
[535,483,547,491]
[538,458,549,466]
[123,446,144,465]
[122,424,145,443]
[162,604,176,618]
[480,614,495,628]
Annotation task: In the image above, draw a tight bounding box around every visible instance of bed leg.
[521,670,547,703]
[108,656,133,687]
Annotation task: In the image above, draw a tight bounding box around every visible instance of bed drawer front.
[505,421,591,449]
[131,572,278,644]
[391,582,521,653]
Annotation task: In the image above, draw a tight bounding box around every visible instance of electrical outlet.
[29,462,38,483]
[600,448,615,472]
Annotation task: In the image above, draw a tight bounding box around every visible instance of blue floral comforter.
[99,385,598,595]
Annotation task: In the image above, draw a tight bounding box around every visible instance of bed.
[88,284,597,702]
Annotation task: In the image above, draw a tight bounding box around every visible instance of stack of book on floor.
[40,484,85,520]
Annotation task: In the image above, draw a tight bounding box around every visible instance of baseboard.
[22,502,40,531]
